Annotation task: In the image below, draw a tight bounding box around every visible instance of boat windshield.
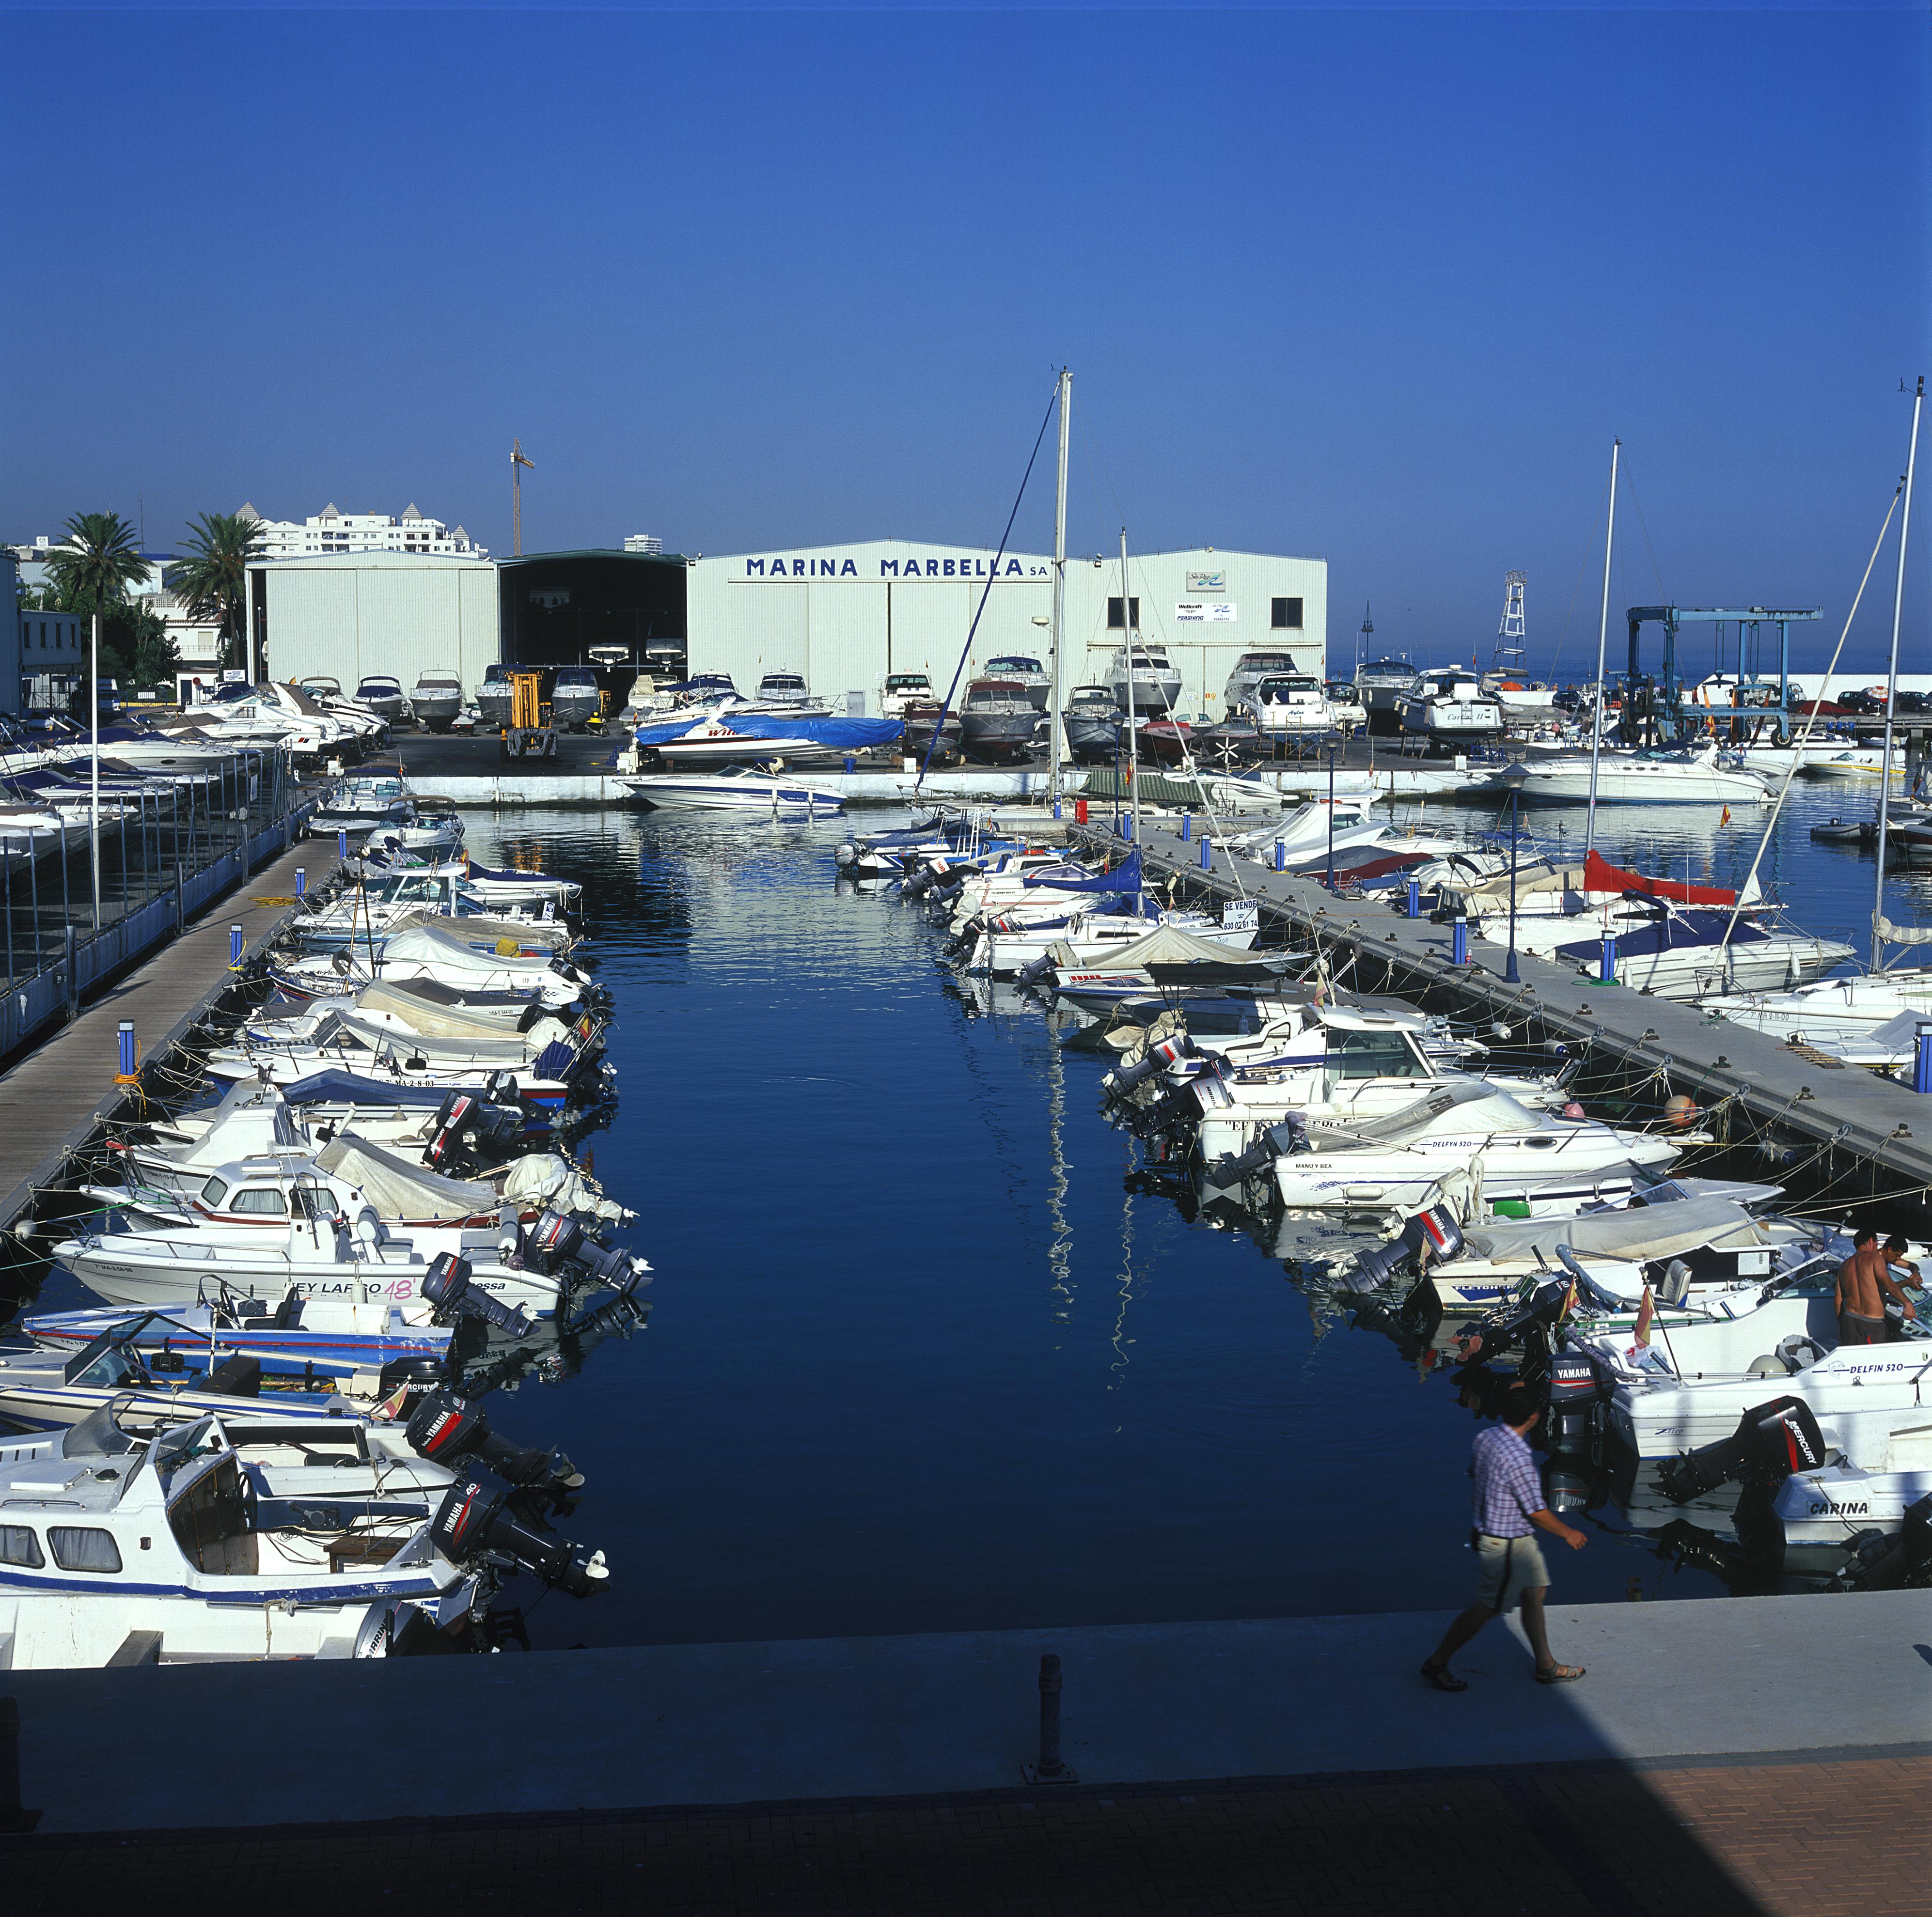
[1325,1029,1429,1079]
[555,668,597,688]
[63,1318,155,1388]
[1257,678,1322,701]
[885,674,929,691]
[987,657,1043,674]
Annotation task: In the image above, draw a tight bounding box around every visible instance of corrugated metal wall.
[261,558,498,695]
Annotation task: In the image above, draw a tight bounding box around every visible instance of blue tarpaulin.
[633,712,903,751]
[281,1070,457,1108]
[1024,850,1141,893]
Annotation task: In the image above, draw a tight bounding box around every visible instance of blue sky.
[3,6,1926,672]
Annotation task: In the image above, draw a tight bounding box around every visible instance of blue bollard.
[296,867,306,897]
[1916,1025,1932,1094]
[1600,935,1618,983]
[1052,800,1062,820]
[1180,812,1191,841]
[1451,917,1469,965]
[337,829,348,860]
[117,1021,135,1078]
[844,755,855,773]
[1122,814,1135,842]
[1274,840,1286,873]
[1200,836,1211,871]
[230,923,243,966]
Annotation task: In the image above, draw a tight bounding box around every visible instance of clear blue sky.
[4,5,1927,674]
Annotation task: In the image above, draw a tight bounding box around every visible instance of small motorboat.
[622,766,846,814]
[1810,817,1872,845]
[900,701,963,764]
[755,669,815,708]
[410,668,465,732]
[476,663,518,731]
[354,675,409,725]
[550,665,604,733]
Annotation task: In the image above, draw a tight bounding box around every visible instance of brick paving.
[6,1751,1921,1916]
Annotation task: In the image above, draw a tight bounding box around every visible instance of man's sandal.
[1536,1664,1586,1684]
[1420,1661,1468,1692]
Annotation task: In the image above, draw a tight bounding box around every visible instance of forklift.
[501,668,557,760]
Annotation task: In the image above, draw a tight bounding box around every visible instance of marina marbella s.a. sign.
[736,551,1051,582]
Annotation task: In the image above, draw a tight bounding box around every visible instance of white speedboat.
[1104,642,1182,716]
[1244,673,1335,737]
[410,668,465,732]
[982,655,1052,711]
[1545,908,1854,998]
[1699,970,1932,1042]
[1398,668,1502,745]
[1499,742,1772,806]
[622,766,846,813]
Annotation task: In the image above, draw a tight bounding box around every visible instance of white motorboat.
[1542,907,1854,998]
[880,672,935,719]
[1398,668,1502,745]
[1772,1443,1932,1552]
[1222,650,1304,717]
[0,1405,606,1668]
[1699,970,1932,1043]
[410,668,464,732]
[621,766,846,814]
[973,905,1257,979]
[1497,742,1772,806]
[1103,642,1182,716]
[1356,657,1421,732]
[1244,673,1335,737]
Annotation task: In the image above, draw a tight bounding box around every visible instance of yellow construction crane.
[511,437,536,555]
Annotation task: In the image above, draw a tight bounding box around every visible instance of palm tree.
[171,511,265,672]
[46,511,147,624]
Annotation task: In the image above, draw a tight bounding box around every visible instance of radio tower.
[1357,601,1374,675]
[1491,571,1527,677]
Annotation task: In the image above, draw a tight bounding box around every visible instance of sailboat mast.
[1871,376,1924,969]
[1049,368,1071,807]
[1584,437,1620,859]
[1121,529,1141,858]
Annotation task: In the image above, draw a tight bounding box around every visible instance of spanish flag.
[1720,806,1731,825]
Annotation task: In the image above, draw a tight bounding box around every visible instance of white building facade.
[685,541,1325,715]
[239,503,487,561]
[243,551,499,694]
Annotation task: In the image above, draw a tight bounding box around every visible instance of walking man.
[1420,1382,1586,1691]
[1837,1228,1917,1346]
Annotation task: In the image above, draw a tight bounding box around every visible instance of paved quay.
[4,1593,1925,1910]
[1101,819,1932,1201]
[0,836,334,1235]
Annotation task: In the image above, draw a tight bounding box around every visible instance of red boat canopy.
[1583,848,1737,906]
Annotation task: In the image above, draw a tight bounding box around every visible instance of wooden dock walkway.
[0,838,337,1237]
[1089,819,1932,1206]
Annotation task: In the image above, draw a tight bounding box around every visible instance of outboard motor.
[1834,1493,1932,1592]
[1443,1277,1566,1362]
[1205,1112,1311,1188]
[422,1252,532,1339]
[1108,1032,1198,1095]
[1351,1201,1465,1293]
[1656,1395,1828,1505]
[429,1465,611,1597]
[1541,1346,1617,1458]
[521,1207,642,1292]
[422,1092,485,1175]
[1015,953,1058,990]
[407,1387,583,1499]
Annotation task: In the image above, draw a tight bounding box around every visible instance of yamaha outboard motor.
[521,1207,638,1291]
[407,1387,583,1500]
[1541,1346,1617,1458]
[1353,1202,1465,1293]
[1656,1395,1828,1505]
[429,1465,611,1598]
[1015,953,1057,990]
[422,1092,487,1176]
[422,1252,532,1340]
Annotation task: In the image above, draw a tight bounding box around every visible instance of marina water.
[30,783,1925,1650]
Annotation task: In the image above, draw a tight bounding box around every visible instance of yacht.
[1244,673,1335,737]
[1063,686,1122,762]
[1222,651,1303,716]
[880,672,935,719]
[1397,667,1503,746]
[958,680,1040,763]
[1490,741,1773,806]
[1356,657,1422,734]
[622,765,846,814]
[410,669,464,732]
[1103,642,1182,716]
[755,669,814,707]
[982,655,1052,711]
[550,665,603,732]
[354,675,409,725]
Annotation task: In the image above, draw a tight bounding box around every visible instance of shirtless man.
[1836,1228,1918,1345]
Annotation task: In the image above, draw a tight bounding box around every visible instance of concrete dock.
[1102,819,1932,1204]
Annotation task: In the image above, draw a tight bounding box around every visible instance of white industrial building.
[244,551,499,693]
[239,502,486,561]
[684,541,1325,715]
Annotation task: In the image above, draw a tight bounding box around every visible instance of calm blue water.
[439,784,1928,1648]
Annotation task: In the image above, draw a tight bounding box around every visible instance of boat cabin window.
[1325,1029,1428,1079]
[1257,677,1320,702]
[987,657,1042,675]
[200,1175,230,1207]
[1239,654,1295,673]
[229,1187,289,1217]
[167,1454,259,1575]
[0,1525,44,1567]
[1325,682,1357,701]
[48,1527,122,1574]
[885,674,929,691]
[1270,598,1305,630]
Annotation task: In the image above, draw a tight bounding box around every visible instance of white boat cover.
[1459,1194,1767,1267]
[314,1132,496,1221]
[392,910,573,954]
[380,922,564,977]
[499,1153,633,1225]
[336,1013,547,1066]
[1047,921,1253,971]
[356,981,528,1042]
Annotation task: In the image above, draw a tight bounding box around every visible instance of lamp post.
[1501,761,1530,984]
[1324,738,1341,891]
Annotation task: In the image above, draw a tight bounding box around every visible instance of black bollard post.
[1022,1653,1077,1785]
[0,1696,42,1832]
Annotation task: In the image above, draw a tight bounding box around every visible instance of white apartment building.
[238,502,487,561]
[624,533,664,554]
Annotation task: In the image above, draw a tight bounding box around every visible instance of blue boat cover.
[633,712,902,750]
[281,1070,457,1108]
[1554,908,1768,964]
[1024,850,1142,893]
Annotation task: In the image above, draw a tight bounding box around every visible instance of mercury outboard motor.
[407,1387,583,1499]
[1351,1201,1465,1294]
[1655,1395,1828,1505]
[1542,1346,1617,1457]
[421,1252,532,1340]
[1107,1032,1198,1095]
[521,1207,638,1291]
[429,1465,610,1597]
[422,1092,487,1175]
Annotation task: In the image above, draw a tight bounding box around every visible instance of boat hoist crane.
[1618,604,1822,745]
